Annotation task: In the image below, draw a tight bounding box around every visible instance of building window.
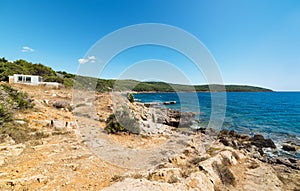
[25,77,31,83]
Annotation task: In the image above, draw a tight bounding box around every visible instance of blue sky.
[0,0,300,91]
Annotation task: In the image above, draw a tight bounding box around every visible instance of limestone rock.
[102,178,186,191]
[148,168,182,183]
[185,172,214,191]
[52,100,72,111]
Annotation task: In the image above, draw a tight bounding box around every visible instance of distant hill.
[195,84,273,92]
[0,57,273,92]
[127,81,273,92]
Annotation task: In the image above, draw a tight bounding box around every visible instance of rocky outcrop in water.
[218,130,276,149]
[282,142,299,152]
[216,129,300,171]
[249,134,276,149]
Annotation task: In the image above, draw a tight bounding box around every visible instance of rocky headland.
[0,84,299,191]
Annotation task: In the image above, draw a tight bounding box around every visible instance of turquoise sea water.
[134,92,300,158]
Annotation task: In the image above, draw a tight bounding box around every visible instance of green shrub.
[0,123,49,144]
[127,93,134,103]
[1,84,34,109]
[0,103,12,125]
[0,124,32,143]
[105,113,125,134]
[63,77,74,88]
[0,84,41,143]
[105,109,140,134]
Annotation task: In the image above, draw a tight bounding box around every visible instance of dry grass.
[213,160,236,186]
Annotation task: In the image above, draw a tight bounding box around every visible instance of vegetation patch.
[206,147,222,156]
[189,157,208,165]
[127,93,135,103]
[0,124,48,143]
[52,130,70,136]
[0,103,12,125]
[212,161,236,186]
[105,108,140,134]
[0,84,34,109]
[110,175,125,182]
[1,57,273,92]
[0,84,47,143]
[132,173,143,179]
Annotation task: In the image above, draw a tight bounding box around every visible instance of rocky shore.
[134,100,300,167]
[0,85,299,190]
[113,98,300,190]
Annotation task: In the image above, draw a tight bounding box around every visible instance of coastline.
[133,90,274,94]
[100,97,300,190]
[133,92,300,159]
[132,100,300,163]
[0,84,299,190]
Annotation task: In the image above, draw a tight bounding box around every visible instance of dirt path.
[71,90,199,171]
[0,85,127,190]
[75,109,195,170]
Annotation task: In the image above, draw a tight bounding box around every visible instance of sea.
[134,92,300,159]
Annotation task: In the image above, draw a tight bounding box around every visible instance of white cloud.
[78,55,96,64]
[78,58,88,64]
[88,56,96,63]
[21,46,34,52]
[88,56,96,60]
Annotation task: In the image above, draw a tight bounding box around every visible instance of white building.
[9,74,62,87]
[9,74,42,85]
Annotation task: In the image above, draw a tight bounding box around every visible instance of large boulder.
[52,100,72,111]
[249,134,276,149]
[153,108,195,128]
[185,172,214,191]
[282,142,299,152]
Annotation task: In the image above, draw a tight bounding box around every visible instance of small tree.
[105,113,124,134]
[0,103,12,125]
[105,109,140,134]
[0,57,8,63]
[127,93,134,103]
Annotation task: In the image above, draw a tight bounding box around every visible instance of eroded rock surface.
[0,84,299,191]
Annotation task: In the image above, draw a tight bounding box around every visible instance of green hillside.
[0,57,273,92]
